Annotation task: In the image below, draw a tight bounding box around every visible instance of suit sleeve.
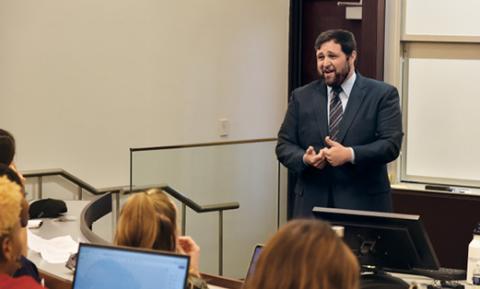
[352,86,403,165]
[275,93,308,174]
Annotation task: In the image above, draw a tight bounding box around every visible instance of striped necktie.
[329,86,343,141]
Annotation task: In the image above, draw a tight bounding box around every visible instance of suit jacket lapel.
[336,74,366,143]
[312,81,329,141]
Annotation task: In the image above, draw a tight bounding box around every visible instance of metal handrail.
[130,137,277,152]
[23,169,239,209]
[23,168,124,199]
[160,185,239,212]
[129,139,276,274]
[23,168,240,275]
[125,185,239,276]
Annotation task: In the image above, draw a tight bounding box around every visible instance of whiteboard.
[404,58,480,185]
[404,0,480,37]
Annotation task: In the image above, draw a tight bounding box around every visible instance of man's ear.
[349,50,357,65]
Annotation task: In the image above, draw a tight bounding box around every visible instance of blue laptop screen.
[73,243,189,289]
[245,245,263,281]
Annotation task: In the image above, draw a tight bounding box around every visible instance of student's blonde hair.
[115,189,177,251]
[0,176,22,237]
[245,219,360,289]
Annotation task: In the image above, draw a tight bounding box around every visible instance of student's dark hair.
[314,29,357,57]
[0,129,15,165]
[0,164,22,187]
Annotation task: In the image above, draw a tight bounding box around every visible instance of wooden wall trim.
[392,188,480,269]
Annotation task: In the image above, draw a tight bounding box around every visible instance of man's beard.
[319,60,351,87]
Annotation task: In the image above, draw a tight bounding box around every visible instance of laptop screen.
[245,244,263,282]
[72,243,189,289]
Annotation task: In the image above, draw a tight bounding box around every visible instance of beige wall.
[0,0,290,278]
[0,0,290,188]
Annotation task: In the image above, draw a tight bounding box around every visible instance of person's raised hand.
[178,236,201,277]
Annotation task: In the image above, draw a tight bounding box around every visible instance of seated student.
[114,189,209,289]
[0,128,41,283]
[0,129,24,182]
[0,165,41,283]
[0,129,27,227]
[0,176,45,288]
[244,219,360,289]
[0,129,16,167]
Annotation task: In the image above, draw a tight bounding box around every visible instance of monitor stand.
[360,270,409,289]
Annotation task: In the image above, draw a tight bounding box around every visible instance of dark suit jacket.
[276,74,403,217]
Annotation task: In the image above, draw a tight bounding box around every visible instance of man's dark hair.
[314,29,357,57]
[0,129,15,165]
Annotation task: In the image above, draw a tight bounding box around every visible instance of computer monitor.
[72,243,190,289]
[312,207,440,272]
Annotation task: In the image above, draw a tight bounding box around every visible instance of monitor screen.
[72,243,189,289]
[312,207,440,271]
[245,244,263,282]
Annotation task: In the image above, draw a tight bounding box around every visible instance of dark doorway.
[287,0,386,219]
[289,0,385,91]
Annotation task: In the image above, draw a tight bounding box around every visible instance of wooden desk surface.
[27,201,89,289]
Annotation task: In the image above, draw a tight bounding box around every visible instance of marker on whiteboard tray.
[425,184,452,192]
[425,185,469,194]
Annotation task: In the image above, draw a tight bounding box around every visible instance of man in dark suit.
[276,29,403,218]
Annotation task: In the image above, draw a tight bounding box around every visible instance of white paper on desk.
[27,220,43,229]
[27,230,79,264]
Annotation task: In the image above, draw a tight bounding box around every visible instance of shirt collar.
[327,71,357,98]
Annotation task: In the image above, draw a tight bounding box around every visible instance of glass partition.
[130,139,284,278]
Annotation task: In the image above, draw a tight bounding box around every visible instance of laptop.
[72,243,190,289]
[244,244,263,284]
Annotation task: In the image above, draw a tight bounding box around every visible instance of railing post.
[181,203,186,235]
[277,161,281,229]
[219,210,223,276]
[78,187,83,200]
[38,176,43,199]
[112,191,120,238]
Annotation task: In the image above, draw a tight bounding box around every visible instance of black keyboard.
[411,267,466,281]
